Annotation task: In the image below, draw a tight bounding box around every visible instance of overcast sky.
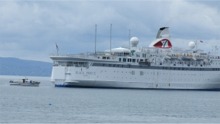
[0,0,220,62]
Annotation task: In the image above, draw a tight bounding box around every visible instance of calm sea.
[1,75,220,123]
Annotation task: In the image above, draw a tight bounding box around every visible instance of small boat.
[9,78,40,87]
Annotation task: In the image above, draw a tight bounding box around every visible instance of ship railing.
[51,52,119,60]
[51,52,111,57]
[67,53,98,59]
[51,52,94,57]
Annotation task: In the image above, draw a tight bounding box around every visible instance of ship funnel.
[156,27,170,39]
[149,27,172,48]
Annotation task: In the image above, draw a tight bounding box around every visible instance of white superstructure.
[50,27,220,90]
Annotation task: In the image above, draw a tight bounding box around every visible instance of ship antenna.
[129,29,131,49]
[110,24,112,54]
[95,24,97,55]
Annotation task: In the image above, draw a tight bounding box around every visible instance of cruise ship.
[50,27,220,90]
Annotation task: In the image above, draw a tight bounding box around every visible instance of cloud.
[0,0,220,62]
[166,0,220,38]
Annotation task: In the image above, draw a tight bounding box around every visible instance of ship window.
[123,58,126,62]
[67,62,73,66]
[132,59,136,62]
[124,53,130,56]
[58,62,67,66]
[131,71,135,75]
[119,58,121,62]
[145,59,148,62]
[140,71,144,76]
[53,61,59,66]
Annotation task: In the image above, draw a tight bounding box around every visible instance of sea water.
[1,75,220,123]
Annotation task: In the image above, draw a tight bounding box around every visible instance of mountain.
[0,57,52,77]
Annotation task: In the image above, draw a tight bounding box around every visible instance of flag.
[56,43,59,51]
[55,43,59,55]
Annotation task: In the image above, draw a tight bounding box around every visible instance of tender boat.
[9,78,40,87]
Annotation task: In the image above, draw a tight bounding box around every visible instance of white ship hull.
[51,64,220,90]
[50,27,220,90]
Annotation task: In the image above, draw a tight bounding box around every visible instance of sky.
[0,0,220,62]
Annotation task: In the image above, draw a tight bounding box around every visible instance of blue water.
[1,75,220,123]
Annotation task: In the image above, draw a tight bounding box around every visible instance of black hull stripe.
[55,85,220,91]
[92,63,220,71]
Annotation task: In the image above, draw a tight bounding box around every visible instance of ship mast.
[95,24,97,55]
[129,29,131,49]
[110,24,112,54]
